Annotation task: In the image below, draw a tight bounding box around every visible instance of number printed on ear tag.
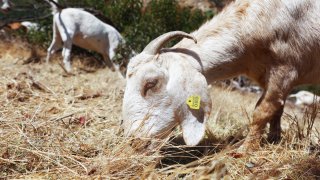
[186,95,201,110]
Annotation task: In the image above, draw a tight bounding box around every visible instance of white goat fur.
[1,0,10,11]
[288,91,320,106]
[46,0,123,72]
[20,21,40,31]
[122,0,320,151]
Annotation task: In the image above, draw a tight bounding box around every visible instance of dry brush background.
[0,36,319,179]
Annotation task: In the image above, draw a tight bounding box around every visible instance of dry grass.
[0,39,319,179]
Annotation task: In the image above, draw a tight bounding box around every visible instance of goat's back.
[53,8,122,53]
[231,0,320,85]
[54,8,119,36]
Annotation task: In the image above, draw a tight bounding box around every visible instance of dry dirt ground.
[0,39,319,179]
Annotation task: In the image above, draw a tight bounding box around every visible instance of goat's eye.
[143,79,158,96]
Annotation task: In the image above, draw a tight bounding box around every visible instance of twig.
[0,157,18,164]
[58,62,75,76]
[49,112,79,121]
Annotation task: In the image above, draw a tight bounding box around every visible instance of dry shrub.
[0,33,44,64]
[207,86,258,143]
[284,102,320,143]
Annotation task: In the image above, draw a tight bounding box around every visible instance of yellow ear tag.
[186,95,201,110]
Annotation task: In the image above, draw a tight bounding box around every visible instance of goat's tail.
[45,0,62,15]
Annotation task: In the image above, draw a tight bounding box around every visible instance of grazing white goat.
[229,80,262,94]
[1,0,10,12]
[20,21,40,31]
[225,76,262,94]
[122,0,320,152]
[288,91,320,106]
[46,0,123,73]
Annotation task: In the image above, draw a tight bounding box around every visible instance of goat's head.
[122,31,212,146]
[1,0,11,13]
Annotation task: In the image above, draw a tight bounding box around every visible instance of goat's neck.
[174,6,254,83]
[175,29,247,84]
[193,34,246,83]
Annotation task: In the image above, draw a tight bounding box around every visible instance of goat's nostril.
[120,119,123,125]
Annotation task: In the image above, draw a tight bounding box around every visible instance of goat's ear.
[181,70,211,145]
[167,63,211,146]
[181,107,208,145]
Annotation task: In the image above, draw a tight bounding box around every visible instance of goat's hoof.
[237,140,260,154]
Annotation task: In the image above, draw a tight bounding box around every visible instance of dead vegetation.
[0,39,319,179]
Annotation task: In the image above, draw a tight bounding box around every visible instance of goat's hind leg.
[62,41,73,72]
[46,37,62,63]
[46,21,62,63]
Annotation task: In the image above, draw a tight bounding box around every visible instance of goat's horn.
[143,31,197,55]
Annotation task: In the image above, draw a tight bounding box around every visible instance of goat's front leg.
[268,105,284,143]
[239,90,284,152]
[239,70,293,152]
[102,53,116,72]
[254,93,284,143]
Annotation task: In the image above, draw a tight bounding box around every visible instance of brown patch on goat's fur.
[127,72,133,78]
[193,0,250,43]
[289,0,312,20]
[235,1,249,16]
